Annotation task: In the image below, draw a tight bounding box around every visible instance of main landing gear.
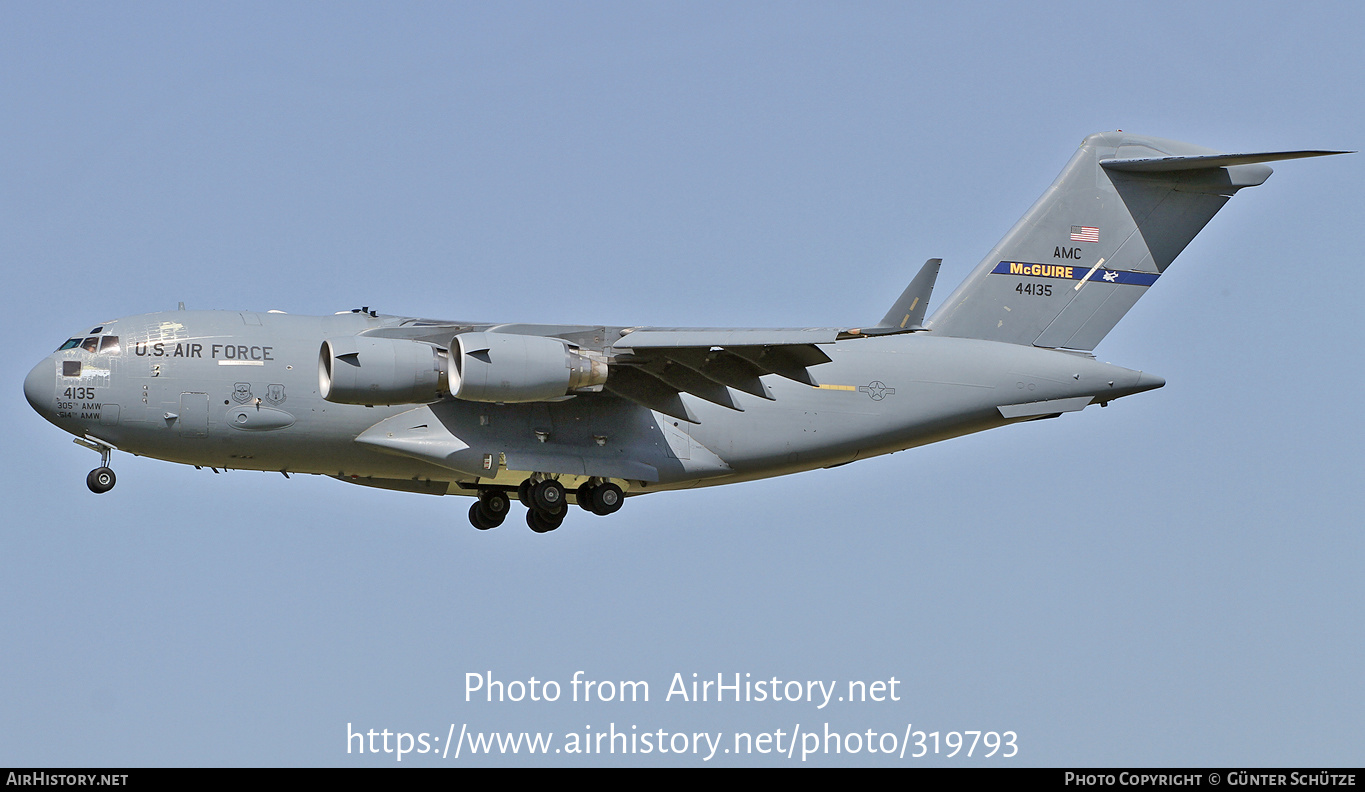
[465,476,625,532]
[520,477,566,533]
[468,488,511,530]
[75,436,118,494]
[576,481,623,516]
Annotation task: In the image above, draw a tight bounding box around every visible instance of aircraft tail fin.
[924,132,1345,351]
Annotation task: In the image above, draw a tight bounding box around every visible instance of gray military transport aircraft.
[24,132,1345,533]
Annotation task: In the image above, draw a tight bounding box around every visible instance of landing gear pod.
[319,337,448,406]
[449,332,607,403]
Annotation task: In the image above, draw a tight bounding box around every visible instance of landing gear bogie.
[470,475,628,534]
[589,482,623,516]
[468,502,497,530]
[527,507,565,533]
[467,488,511,530]
[531,479,566,514]
[479,489,510,519]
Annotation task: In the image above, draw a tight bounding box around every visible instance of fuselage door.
[179,392,209,438]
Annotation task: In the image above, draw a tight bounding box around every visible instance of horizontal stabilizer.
[1101,150,1349,172]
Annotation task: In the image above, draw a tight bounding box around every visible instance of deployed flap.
[648,347,774,400]
[603,367,701,424]
[606,326,838,421]
[638,356,744,410]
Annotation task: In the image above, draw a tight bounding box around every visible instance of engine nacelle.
[449,332,608,403]
[319,337,447,406]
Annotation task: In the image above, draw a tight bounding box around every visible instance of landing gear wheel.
[577,482,596,512]
[527,508,565,534]
[86,467,116,494]
[590,482,624,516]
[479,489,510,520]
[468,502,500,530]
[532,479,566,514]
[517,479,534,507]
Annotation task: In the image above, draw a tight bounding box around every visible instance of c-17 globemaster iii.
[24,132,1345,533]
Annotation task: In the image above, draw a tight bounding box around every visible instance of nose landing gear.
[74,436,118,494]
[87,467,116,494]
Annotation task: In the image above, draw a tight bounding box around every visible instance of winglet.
[866,258,940,335]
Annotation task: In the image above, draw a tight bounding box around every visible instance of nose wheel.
[86,467,116,494]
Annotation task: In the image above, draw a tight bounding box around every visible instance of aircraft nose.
[24,358,54,416]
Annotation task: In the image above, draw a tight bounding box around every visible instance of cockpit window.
[57,334,122,353]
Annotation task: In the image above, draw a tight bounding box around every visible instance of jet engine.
[319,337,448,405]
[448,331,607,403]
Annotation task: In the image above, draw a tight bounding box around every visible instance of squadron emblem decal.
[232,382,253,404]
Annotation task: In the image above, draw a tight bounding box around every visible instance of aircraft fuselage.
[25,309,1161,503]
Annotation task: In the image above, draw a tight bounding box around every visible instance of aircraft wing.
[605,327,842,423]
[363,320,890,425]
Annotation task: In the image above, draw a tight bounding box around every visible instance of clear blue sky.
[2,1,1361,766]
